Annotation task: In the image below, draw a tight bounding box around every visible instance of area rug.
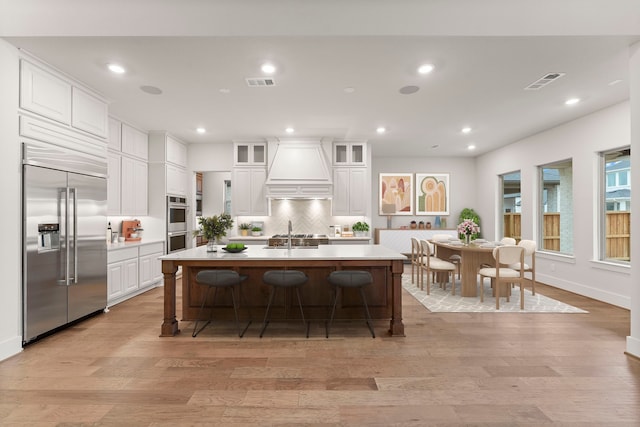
[402,274,588,313]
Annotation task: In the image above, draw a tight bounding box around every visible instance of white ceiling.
[2,1,639,158]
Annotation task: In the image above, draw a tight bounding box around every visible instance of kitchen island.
[160,244,406,337]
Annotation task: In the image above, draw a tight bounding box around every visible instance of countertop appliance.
[122,219,143,241]
[268,234,329,247]
[23,142,107,345]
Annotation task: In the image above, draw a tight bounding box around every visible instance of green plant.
[251,226,262,232]
[458,208,481,239]
[352,221,369,232]
[239,223,252,230]
[194,213,234,241]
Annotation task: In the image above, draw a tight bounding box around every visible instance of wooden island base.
[160,245,406,337]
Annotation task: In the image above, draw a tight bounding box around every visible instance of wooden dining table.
[431,240,496,297]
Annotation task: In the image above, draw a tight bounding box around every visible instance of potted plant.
[352,221,370,237]
[239,223,252,236]
[251,226,262,236]
[194,213,234,252]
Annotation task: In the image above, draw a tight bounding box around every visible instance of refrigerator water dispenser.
[37,223,60,253]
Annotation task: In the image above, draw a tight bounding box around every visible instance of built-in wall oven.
[167,195,187,253]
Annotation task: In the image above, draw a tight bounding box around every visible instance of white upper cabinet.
[166,163,187,196]
[332,167,367,216]
[107,152,121,215]
[107,117,122,151]
[166,135,187,167]
[121,123,148,160]
[234,142,266,166]
[232,168,268,216]
[20,60,72,125]
[333,141,367,166]
[71,87,108,138]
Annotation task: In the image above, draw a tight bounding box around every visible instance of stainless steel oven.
[167,231,187,253]
[167,195,187,233]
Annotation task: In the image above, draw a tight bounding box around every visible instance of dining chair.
[500,237,517,245]
[410,237,421,286]
[510,239,537,295]
[478,245,525,309]
[432,234,461,279]
[419,239,456,295]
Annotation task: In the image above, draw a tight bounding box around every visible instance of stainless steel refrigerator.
[23,142,107,344]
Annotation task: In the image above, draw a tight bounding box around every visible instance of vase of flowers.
[457,218,480,245]
[194,213,234,252]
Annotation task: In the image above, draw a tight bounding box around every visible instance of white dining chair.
[419,239,456,295]
[431,234,461,279]
[478,245,525,309]
[509,239,537,295]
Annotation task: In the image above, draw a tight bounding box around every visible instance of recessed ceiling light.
[461,127,472,134]
[467,144,476,151]
[107,63,125,74]
[219,88,231,94]
[399,85,420,95]
[285,127,294,133]
[196,127,206,134]
[140,85,162,95]
[344,87,355,94]
[565,98,580,105]
[608,79,623,86]
[418,64,434,74]
[376,127,386,134]
[261,63,276,74]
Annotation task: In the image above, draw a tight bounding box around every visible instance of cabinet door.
[166,164,186,196]
[166,136,187,167]
[107,262,124,302]
[139,254,153,288]
[108,117,122,151]
[250,168,268,215]
[349,168,368,215]
[232,168,252,215]
[120,156,135,215]
[134,161,148,215]
[107,152,121,215]
[71,87,108,138]
[121,123,148,160]
[234,142,266,166]
[123,258,139,294]
[20,60,72,125]
[332,168,350,216]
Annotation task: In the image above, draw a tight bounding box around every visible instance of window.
[500,171,521,241]
[600,147,630,263]
[539,160,573,254]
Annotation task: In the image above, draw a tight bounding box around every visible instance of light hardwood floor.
[1,277,639,426]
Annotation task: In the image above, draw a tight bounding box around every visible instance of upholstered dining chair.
[500,237,517,246]
[432,233,461,279]
[510,239,537,295]
[419,239,456,295]
[410,237,421,286]
[478,245,525,309]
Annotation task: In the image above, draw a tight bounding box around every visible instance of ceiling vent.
[246,77,276,87]
[524,72,566,90]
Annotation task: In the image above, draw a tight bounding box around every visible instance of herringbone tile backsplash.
[238,199,365,236]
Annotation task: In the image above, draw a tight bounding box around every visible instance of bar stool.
[326,270,375,338]
[192,270,252,338]
[260,270,309,338]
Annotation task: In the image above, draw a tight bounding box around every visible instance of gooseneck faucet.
[287,220,292,250]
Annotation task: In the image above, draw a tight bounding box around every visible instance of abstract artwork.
[379,173,413,215]
[415,173,449,215]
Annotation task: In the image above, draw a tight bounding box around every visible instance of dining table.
[431,240,496,297]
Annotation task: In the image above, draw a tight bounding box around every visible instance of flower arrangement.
[195,213,234,241]
[457,218,480,237]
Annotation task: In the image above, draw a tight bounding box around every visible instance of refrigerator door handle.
[70,187,78,284]
[60,187,69,285]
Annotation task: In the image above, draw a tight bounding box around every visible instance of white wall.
[0,39,22,360]
[475,101,632,308]
[370,156,477,231]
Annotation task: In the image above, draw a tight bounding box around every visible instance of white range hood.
[265,141,333,198]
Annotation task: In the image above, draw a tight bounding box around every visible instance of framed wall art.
[379,173,413,215]
[415,173,450,215]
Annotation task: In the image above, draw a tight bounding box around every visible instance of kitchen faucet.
[287,220,292,249]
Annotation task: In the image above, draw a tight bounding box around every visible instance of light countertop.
[160,243,404,261]
[107,238,164,251]
[228,236,372,241]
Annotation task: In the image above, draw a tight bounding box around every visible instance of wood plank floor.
[1,278,639,426]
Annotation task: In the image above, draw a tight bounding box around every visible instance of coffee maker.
[122,219,143,241]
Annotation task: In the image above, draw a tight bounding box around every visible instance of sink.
[263,246,319,249]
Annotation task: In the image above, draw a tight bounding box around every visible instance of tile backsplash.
[237,199,367,236]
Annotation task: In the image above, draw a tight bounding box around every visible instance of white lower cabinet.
[107,241,164,306]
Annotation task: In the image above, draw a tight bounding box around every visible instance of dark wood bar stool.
[326,270,375,338]
[192,270,252,338]
[260,270,309,338]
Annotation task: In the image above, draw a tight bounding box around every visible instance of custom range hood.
[265,141,333,198]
